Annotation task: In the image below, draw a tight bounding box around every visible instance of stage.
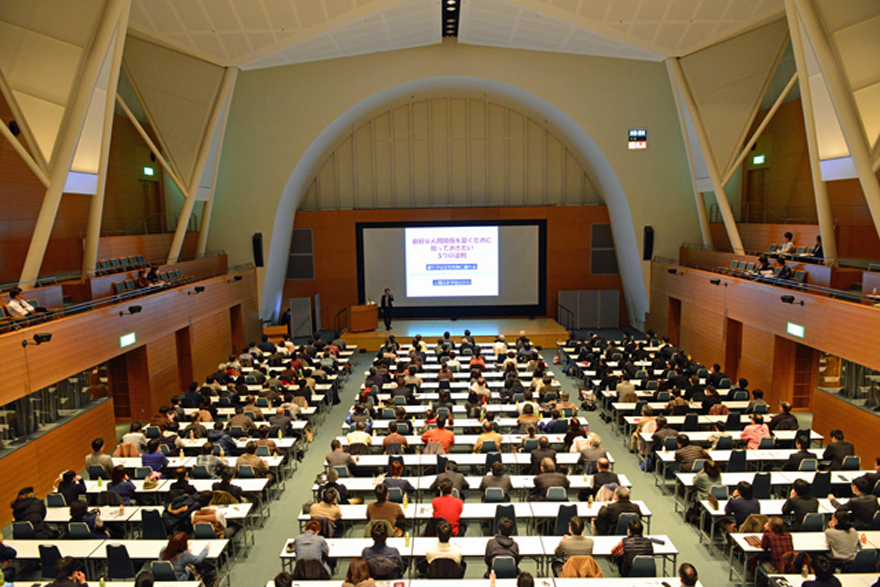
[340,317,569,352]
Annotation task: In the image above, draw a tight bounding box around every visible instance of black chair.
[89,465,108,480]
[554,503,577,536]
[40,545,62,579]
[715,436,734,450]
[727,449,747,473]
[752,472,771,500]
[799,513,824,532]
[388,487,404,504]
[847,550,875,573]
[106,544,136,579]
[142,509,166,539]
[12,521,35,539]
[492,556,518,578]
[810,471,831,499]
[47,493,67,507]
[484,452,501,475]
[630,556,657,577]
[492,504,517,535]
[614,512,639,536]
[150,561,177,581]
[682,414,698,432]
[484,487,505,503]
[68,522,92,539]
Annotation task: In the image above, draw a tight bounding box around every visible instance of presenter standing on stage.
[380,288,394,330]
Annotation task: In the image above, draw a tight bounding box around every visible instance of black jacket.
[11,495,55,538]
[782,450,816,472]
[822,441,855,471]
[831,494,879,530]
[595,501,641,535]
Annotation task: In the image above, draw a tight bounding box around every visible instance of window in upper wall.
[590,223,619,275]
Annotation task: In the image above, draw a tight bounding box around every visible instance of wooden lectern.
[345,304,378,332]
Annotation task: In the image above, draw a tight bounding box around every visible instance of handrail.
[654,256,876,305]
[557,303,574,330]
[333,307,348,333]
[3,265,254,331]
[0,276,58,293]
[708,202,836,226]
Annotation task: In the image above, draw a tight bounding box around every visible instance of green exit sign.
[753,155,765,165]
[143,166,154,176]
[787,322,804,338]
[120,332,137,348]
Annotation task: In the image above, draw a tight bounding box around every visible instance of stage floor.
[341,317,568,352]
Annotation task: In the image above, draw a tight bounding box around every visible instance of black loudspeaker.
[643,226,654,261]
[252,233,264,267]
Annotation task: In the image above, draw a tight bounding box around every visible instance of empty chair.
[718,378,731,389]
[752,472,771,500]
[134,467,152,480]
[47,493,67,507]
[229,426,245,438]
[124,279,136,291]
[731,390,748,401]
[387,487,404,504]
[68,522,92,539]
[682,414,698,432]
[546,487,568,502]
[758,437,775,450]
[738,261,747,271]
[513,394,525,404]
[481,440,499,454]
[12,521,35,539]
[492,504,517,536]
[397,421,411,435]
[798,459,818,472]
[523,438,539,452]
[795,246,806,255]
[436,455,448,475]
[88,465,108,480]
[106,544,136,579]
[646,381,659,391]
[799,513,824,532]
[113,282,127,296]
[847,550,876,574]
[120,257,131,270]
[492,556,518,579]
[726,413,743,431]
[144,426,161,439]
[841,456,860,470]
[137,255,146,265]
[110,258,121,272]
[769,244,777,252]
[128,256,140,268]
[39,544,61,580]
[810,471,831,498]
[393,396,406,406]
[656,391,671,402]
[629,556,657,577]
[194,523,217,539]
[614,512,639,536]
[710,485,729,500]
[141,509,166,539]
[753,404,768,414]
[663,437,678,451]
[381,408,395,419]
[715,436,734,450]
[237,465,256,479]
[635,370,648,379]
[256,398,270,408]
[192,465,211,479]
[746,263,755,271]
[871,511,880,530]
[727,449,747,473]
[150,561,177,582]
[554,504,577,536]
[634,401,646,417]
[484,487,505,503]
[158,443,171,455]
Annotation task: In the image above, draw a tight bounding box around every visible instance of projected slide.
[405,226,499,297]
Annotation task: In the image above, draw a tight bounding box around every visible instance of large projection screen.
[357,220,546,318]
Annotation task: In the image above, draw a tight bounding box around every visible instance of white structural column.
[82,1,132,278]
[196,68,238,256]
[167,67,238,264]
[18,0,127,288]
[668,58,744,253]
[0,122,50,187]
[795,0,880,241]
[784,0,838,263]
[666,59,713,247]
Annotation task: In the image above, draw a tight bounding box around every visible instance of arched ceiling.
[127,0,785,69]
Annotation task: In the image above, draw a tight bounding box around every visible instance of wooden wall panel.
[284,206,626,327]
[812,390,878,463]
[679,301,724,368]
[85,255,228,300]
[0,400,117,528]
[147,334,177,376]
[0,270,259,405]
[96,233,199,265]
[191,311,232,383]
[740,324,774,399]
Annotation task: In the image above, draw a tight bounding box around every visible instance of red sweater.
[432,494,464,535]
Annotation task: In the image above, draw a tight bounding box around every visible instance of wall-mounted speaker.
[643,226,654,261]
[252,233,264,267]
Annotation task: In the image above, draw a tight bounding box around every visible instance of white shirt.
[191,507,227,528]
[493,341,508,357]
[346,430,372,445]
[425,540,462,563]
[7,298,34,318]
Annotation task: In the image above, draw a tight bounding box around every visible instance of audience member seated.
[822,429,855,471]
[361,521,405,580]
[85,437,114,477]
[421,418,455,453]
[142,439,169,473]
[530,457,569,501]
[108,465,137,505]
[551,516,594,576]
[212,466,243,502]
[594,486,641,535]
[484,516,520,577]
[384,460,416,500]
[122,422,148,452]
[759,516,793,575]
[480,461,513,502]
[55,470,86,506]
[342,557,375,587]
[803,554,842,587]
[611,518,653,577]
[675,434,708,473]
[367,483,405,536]
[740,414,770,450]
[723,481,760,532]
[432,477,464,536]
[829,476,879,530]
[69,499,110,538]
[294,520,331,579]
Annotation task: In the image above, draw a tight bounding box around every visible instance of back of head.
[678,563,698,587]
[615,486,631,502]
[69,499,88,519]
[437,519,452,543]
[676,434,690,447]
[569,516,584,536]
[538,436,549,449]
[793,478,810,497]
[589,433,602,448]
[323,487,338,504]
[92,437,104,452]
[833,509,854,531]
[497,516,514,537]
[753,389,763,399]
[627,517,643,536]
[491,461,504,477]
[135,570,155,587]
[656,416,667,428]
[737,481,754,500]
[374,483,388,503]
[438,477,454,496]
[812,555,834,581]
[830,429,844,441]
[517,572,534,587]
[198,490,213,508]
[371,519,388,544]
[704,459,721,478]
[274,571,293,587]
[540,457,555,473]
[768,516,785,534]
[56,556,80,580]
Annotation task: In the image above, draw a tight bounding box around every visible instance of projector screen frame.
[356,219,547,319]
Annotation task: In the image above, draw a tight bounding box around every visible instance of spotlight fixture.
[22,333,53,347]
[188,286,206,296]
[119,305,142,316]
[442,0,460,36]
[227,275,243,283]
[667,268,678,275]
[780,295,804,306]
[709,279,721,285]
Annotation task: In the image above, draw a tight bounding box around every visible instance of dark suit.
[529,448,557,475]
[530,471,569,500]
[594,500,641,535]
[578,447,608,475]
[822,441,855,470]
[830,494,879,530]
[782,449,816,472]
[380,293,394,329]
[430,470,469,494]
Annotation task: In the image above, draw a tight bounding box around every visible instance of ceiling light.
[447,0,455,4]
[446,6,456,10]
